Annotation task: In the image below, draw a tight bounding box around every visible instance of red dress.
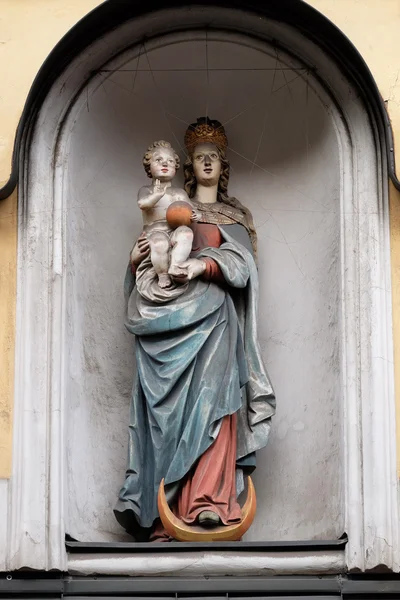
[151,223,242,540]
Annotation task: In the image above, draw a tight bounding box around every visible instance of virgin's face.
[192,143,221,186]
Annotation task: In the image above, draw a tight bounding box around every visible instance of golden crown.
[184,118,228,153]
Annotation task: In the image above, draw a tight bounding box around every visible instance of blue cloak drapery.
[114,226,275,536]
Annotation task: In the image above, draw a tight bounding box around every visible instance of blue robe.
[114,226,275,537]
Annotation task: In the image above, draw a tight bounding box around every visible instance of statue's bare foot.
[168,264,188,277]
[158,274,173,288]
[197,510,221,528]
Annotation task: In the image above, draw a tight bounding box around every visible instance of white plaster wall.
[64,35,342,542]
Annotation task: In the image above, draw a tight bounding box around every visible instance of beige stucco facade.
[1,0,400,478]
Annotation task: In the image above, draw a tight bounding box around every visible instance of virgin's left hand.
[191,210,201,222]
[172,258,206,283]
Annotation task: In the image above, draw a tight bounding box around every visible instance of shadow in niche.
[65,533,348,552]
[95,40,329,178]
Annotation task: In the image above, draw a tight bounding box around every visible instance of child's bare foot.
[158,274,173,288]
[168,264,189,277]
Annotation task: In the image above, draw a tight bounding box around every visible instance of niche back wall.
[63,32,342,542]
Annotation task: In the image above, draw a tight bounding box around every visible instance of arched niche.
[64,30,341,544]
[6,5,398,575]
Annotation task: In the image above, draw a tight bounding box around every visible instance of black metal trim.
[342,576,400,595]
[0,576,63,595]
[3,573,400,597]
[0,0,398,201]
[64,576,342,596]
[66,537,347,554]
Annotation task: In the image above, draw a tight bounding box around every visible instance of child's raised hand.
[153,179,167,197]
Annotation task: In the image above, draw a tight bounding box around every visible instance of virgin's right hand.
[130,232,150,266]
[171,258,206,283]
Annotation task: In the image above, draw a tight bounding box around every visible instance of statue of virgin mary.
[114,118,276,540]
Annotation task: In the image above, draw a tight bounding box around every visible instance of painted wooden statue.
[114,118,276,541]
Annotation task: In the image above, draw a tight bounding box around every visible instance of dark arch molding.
[0,0,398,200]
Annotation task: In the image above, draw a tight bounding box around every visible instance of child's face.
[150,148,176,181]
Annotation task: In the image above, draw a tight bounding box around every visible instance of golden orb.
[166,201,193,229]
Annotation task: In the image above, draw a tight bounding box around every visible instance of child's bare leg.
[168,226,193,277]
[148,232,172,288]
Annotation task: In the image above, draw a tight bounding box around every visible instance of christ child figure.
[137,140,199,289]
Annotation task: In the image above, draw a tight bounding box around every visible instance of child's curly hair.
[142,140,180,178]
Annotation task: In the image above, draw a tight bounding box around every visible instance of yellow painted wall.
[0,190,16,478]
[1,0,400,476]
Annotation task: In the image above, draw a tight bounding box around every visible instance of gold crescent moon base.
[157,477,257,541]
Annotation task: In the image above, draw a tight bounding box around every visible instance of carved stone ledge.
[67,549,346,577]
